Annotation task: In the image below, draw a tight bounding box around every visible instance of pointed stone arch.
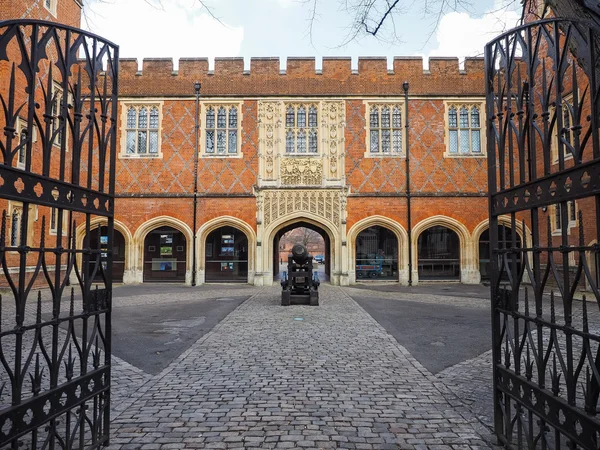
[196,216,257,284]
[75,218,134,283]
[133,216,194,285]
[261,212,339,286]
[412,215,475,284]
[347,215,409,284]
[472,216,532,283]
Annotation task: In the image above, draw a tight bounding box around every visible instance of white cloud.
[84,0,244,69]
[426,5,521,66]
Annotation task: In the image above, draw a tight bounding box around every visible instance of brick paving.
[106,285,494,450]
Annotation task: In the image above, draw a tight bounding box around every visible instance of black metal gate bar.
[486,18,600,449]
[0,20,118,448]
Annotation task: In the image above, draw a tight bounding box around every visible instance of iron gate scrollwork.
[486,18,600,449]
[0,20,118,448]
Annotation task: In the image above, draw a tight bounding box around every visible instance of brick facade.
[1,0,529,287]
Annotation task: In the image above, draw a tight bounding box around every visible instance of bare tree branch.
[362,0,401,36]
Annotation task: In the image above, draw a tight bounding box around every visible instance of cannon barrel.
[291,243,309,263]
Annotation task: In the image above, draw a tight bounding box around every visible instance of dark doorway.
[355,226,399,281]
[479,225,522,281]
[418,226,460,280]
[143,226,187,282]
[87,226,126,282]
[205,226,249,283]
[273,222,329,282]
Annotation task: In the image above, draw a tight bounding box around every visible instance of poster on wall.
[160,234,173,256]
[220,246,234,256]
[100,236,108,245]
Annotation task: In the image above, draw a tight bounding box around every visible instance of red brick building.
[1,0,547,287]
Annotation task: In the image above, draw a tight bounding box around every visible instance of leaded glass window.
[557,95,575,161]
[51,84,64,147]
[10,208,21,246]
[368,104,402,154]
[285,104,318,154]
[123,104,161,156]
[447,104,483,155]
[553,200,577,233]
[205,105,240,155]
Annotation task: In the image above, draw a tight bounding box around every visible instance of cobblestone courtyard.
[105,283,497,450]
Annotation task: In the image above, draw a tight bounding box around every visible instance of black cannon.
[281,243,320,306]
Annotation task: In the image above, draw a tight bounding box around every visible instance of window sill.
[363,152,405,159]
[119,153,163,160]
[201,153,244,159]
[443,152,486,159]
[282,153,320,157]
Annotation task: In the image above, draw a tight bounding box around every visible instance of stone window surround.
[15,117,38,169]
[49,207,67,236]
[363,100,405,158]
[552,91,576,164]
[443,98,486,158]
[200,101,243,158]
[7,201,37,247]
[51,81,69,151]
[119,101,164,159]
[551,200,577,236]
[43,0,58,16]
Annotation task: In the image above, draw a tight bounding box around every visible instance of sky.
[84,0,522,70]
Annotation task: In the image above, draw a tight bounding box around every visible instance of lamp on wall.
[541,206,548,212]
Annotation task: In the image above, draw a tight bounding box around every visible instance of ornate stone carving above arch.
[258,189,347,229]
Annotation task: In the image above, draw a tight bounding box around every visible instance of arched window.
[285,104,318,153]
[447,103,483,155]
[355,226,398,280]
[418,226,460,280]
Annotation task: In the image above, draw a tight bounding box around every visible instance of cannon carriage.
[281,244,320,306]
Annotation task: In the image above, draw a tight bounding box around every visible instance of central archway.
[264,215,338,286]
[273,221,330,282]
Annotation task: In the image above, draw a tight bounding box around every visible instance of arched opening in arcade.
[273,222,330,282]
[204,226,249,283]
[143,226,187,282]
[354,226,399,281]
[479,224,522,281]
[86,226,126,283]
[417,226,461,281]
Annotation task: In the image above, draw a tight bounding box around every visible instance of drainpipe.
[192,81,201,286]
[403,81,412,286]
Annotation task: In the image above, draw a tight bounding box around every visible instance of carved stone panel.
[257,100,345,188]
[261,189,346,228]
[258,101,282,182]
[321,100,346,182]
[280,158,323,186]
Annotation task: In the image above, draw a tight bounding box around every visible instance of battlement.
[118,56,485,97]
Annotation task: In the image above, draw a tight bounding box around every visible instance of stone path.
[107,285,493,450]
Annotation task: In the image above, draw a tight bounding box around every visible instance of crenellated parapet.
[118,56,485,97]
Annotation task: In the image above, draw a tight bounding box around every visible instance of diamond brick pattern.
[345,100,487,194]
[115,102,258,195]
[345,101,407,193]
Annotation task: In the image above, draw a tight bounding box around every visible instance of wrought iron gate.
[0,20,118,448]
[486,18,600,449]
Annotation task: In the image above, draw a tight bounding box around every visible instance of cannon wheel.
[369,271,378,278]
[357,271,363,278]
